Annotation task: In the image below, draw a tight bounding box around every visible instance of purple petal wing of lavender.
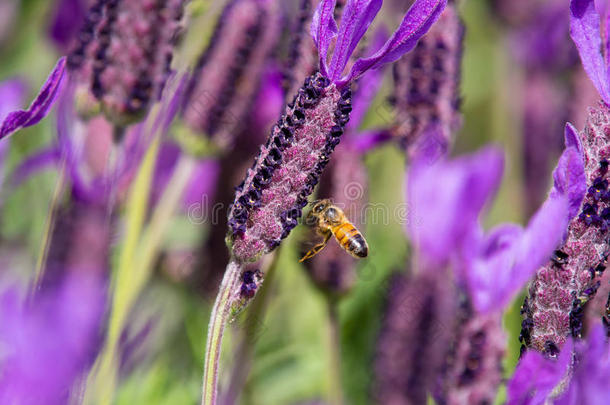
[550,126,586,219]
[48,0,87,50]
[339,0,447,86]
[466,194,570,313]
[328,0,383,81]
[311,0,338,77]
[406,146,504,266]
[570,0,610,104]
[0,58,67,141]
[465,133,584,313]
[0,79,27,183]
[350,129,392,153]
[10,147,62,188]
[507,338,573,405]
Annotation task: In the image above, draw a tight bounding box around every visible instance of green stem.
[327,298,344,405]
[202,260,243,405]
[221,252,279,404]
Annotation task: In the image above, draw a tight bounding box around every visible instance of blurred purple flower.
[0,273,106,405]
[508,324,610,404]
[390,0,464,155]
[511,0,576,72]
[182,0,282,150]
[67,0,187,126]
[0,58,66,141]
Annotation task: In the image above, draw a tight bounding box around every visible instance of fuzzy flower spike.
[202,2,447,404]
[520,0,610,356]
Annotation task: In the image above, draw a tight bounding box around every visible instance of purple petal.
[556,325,610,405]
[466,137,580,313]
[10,148,62,187]
[563,122,583,153]
[48,0,87,50]
[349,129,392,153]
[0,58,67,140]
[328,0,383,81]
[339,0,447,86]
[570,0,610,104]
[347,27,388,131]
[470,195,569,313]
[0,79,27,184]
[551,126,586,220]
[507,339,573,405]
[0,274,105,405]
[311,0,338,77]
[406,147,504,265]
[183,159,220,210]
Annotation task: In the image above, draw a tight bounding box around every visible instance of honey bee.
[299,199,368,262]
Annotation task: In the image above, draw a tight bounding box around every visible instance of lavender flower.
[0,273,106,405]
[375,271,457,404]
[182,0,281,150]
[389,0,463,154]
[508,324,610,404]
[0,58,66,140]
[67,0,187,126]
[227,0,448,264]
[522,0,610,354]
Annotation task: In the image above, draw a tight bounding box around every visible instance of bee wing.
[297,222,324,257]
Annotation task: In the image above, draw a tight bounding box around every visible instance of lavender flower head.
[67,0,187,126]
[226,0,448,265]
[521,0,610,354]
[390,0,463,154]
[182,0,281,150]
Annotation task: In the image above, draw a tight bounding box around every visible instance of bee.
[299,199,369,262]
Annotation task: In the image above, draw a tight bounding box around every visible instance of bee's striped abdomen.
[334,222,368,258]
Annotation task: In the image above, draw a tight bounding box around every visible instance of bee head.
[312,199,331,213]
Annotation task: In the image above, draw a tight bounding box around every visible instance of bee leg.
[299,232,331,262]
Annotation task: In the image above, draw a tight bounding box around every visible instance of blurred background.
[0,0,594,404]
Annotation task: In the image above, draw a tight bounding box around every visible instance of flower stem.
[202,259,243,405]
[327,298,344,405]
[220,252,279,404]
